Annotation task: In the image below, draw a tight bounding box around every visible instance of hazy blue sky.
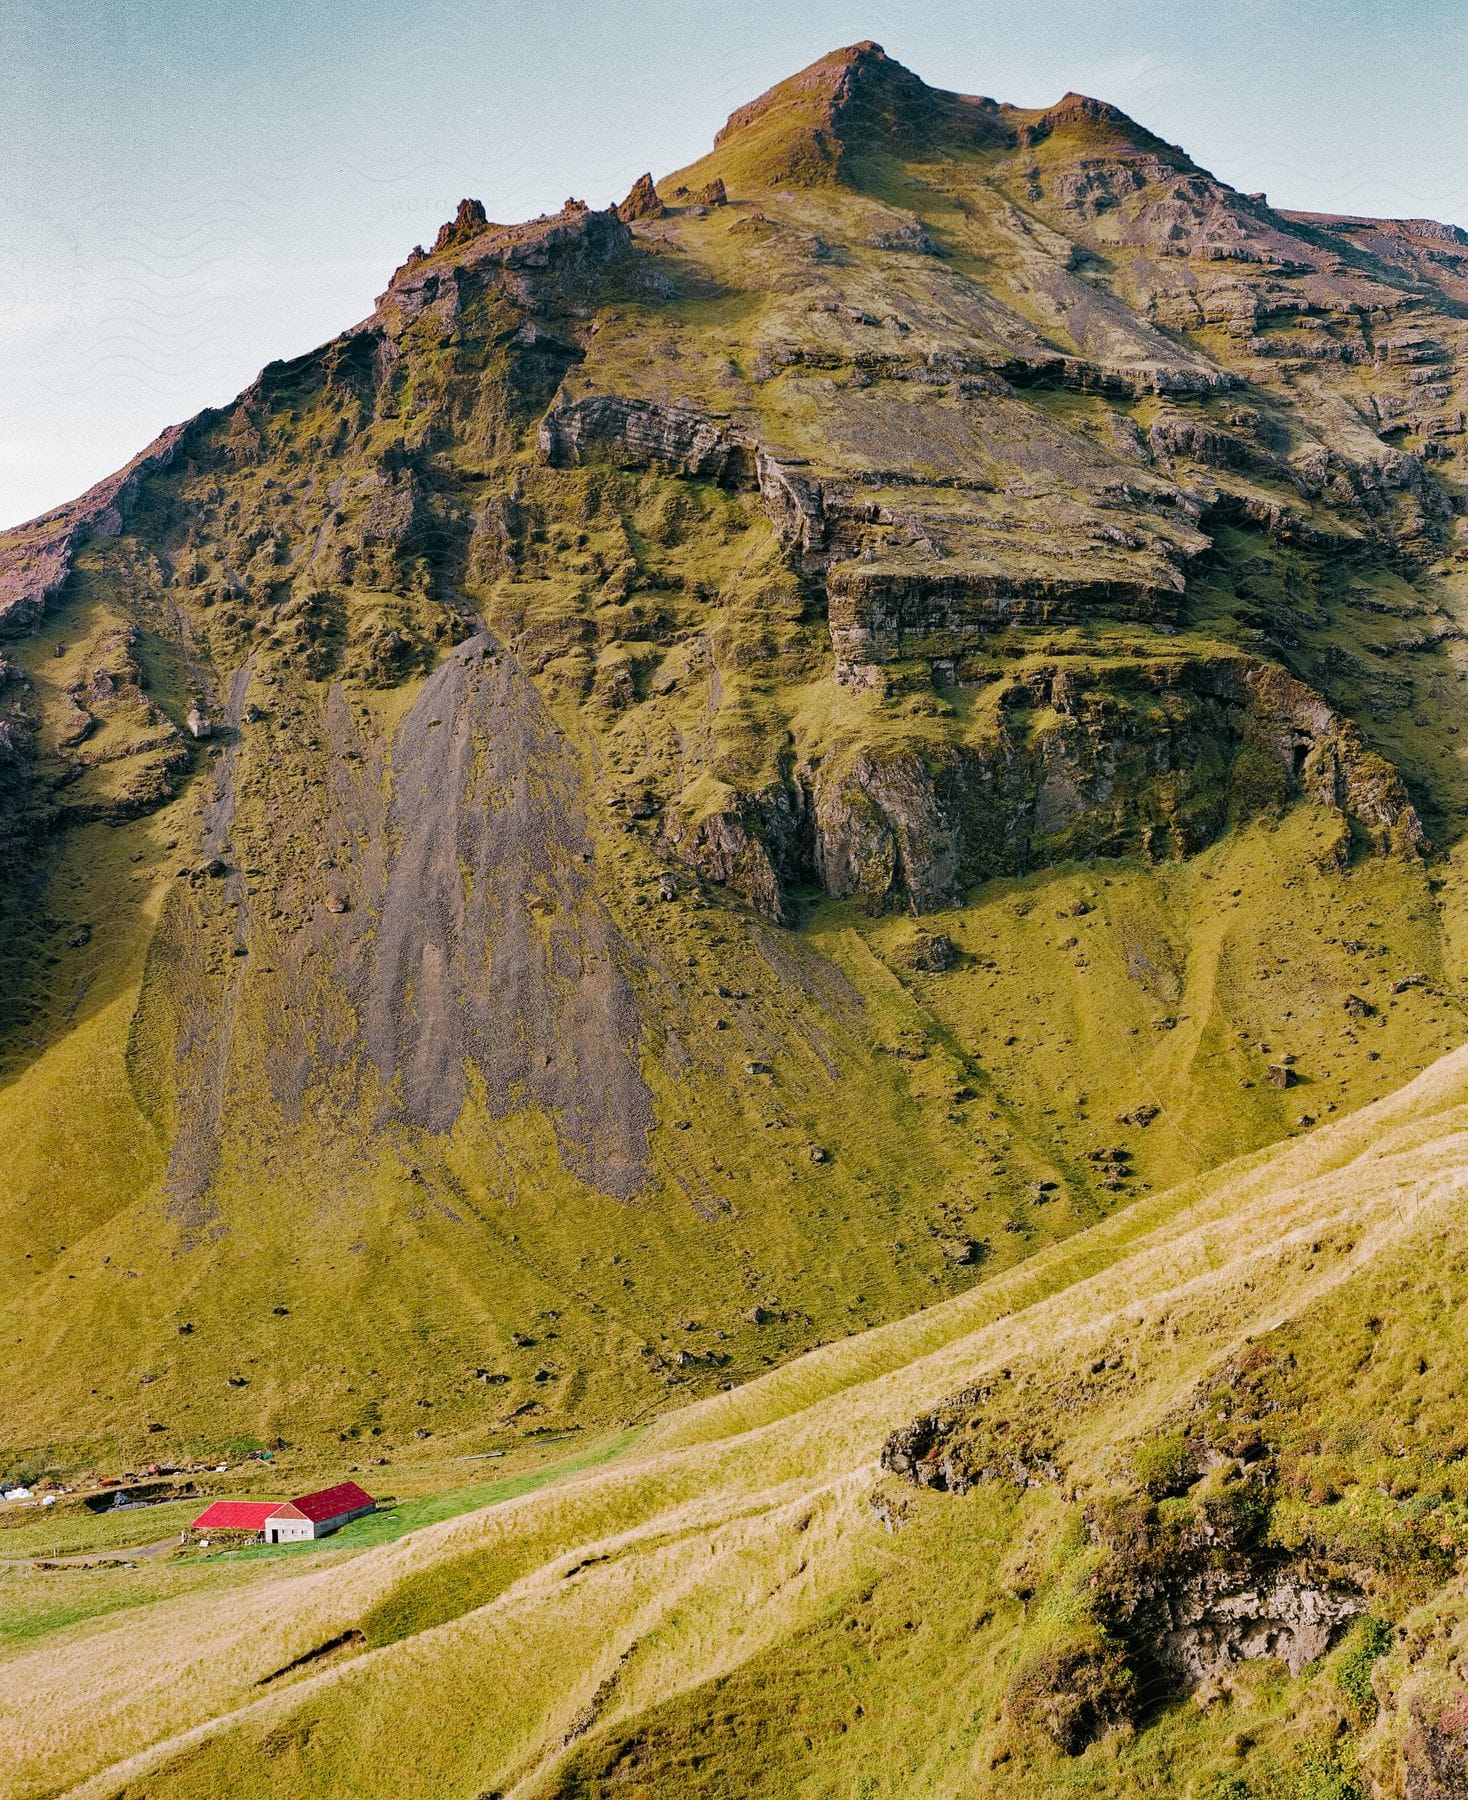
[4,0,1465,528]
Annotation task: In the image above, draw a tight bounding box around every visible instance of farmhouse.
[189,1482,375,1545]
[261,1482,377,1543]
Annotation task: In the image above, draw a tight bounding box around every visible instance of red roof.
[282,1481,375,1523]
[191,1500,279,1532]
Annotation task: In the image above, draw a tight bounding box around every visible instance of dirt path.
[0,1534,180,1569]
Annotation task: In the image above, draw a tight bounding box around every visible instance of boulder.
[905,930,957,972]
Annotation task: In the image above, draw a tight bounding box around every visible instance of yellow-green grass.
[0,1043,1461,1798]
[4,84,1462,1488]
[0,1433,637,1673]
[1,751,1457,1482]
[0,1500,199,1566]
[206,1429,638,1566]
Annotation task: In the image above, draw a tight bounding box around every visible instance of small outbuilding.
[188,1500,280,1543]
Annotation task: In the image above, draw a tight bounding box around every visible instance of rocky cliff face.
[655,651,1423,918]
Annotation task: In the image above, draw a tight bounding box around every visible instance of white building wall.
[312,1503,375,1537]
[266,1502,375,1543]
[266,1516,316,1543]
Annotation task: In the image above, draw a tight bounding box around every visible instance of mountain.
[1,40,1466,1793]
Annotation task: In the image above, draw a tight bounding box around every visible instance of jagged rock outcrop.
[663,781,805,924]
[535,394,829,567]
[616,172,665,223]
[886,1393,1364,1749]
[376,199,630,332]
[1157,1569,1362,1684]
[537,394,753,482]
[884,1395,1061,1492]
[1403,1694,1468,1799]
[0,425,189,635]
[828,566,1182,680]
[1217,661,1424,858]
[432,196,489,254]
[675,651,1422,919]
[1147,411,1259,469]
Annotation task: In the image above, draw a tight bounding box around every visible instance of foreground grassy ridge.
[0,1047,1460,1798]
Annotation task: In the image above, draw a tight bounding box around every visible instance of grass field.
[0,1433,639,1673]
[0,1045,1461,1797]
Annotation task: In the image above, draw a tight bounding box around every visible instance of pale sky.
[4,0,1465,529]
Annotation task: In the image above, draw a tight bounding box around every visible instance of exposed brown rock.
[431,197,488,255]
[0,425,188,635]
[1404,1693,1468,1799]
[616,172,665,223]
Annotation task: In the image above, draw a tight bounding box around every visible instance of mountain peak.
[703,40,1007,187]
[1011,88,1177,157]
[432,196,489,254]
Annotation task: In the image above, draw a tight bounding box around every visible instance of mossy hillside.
[1,744,1454,1476]
[4,1047,1463,1800]
[0,47,1464,1795]
[5,317,1455,1473]
[0,670,1454,1480]
[0,408,1458,1470]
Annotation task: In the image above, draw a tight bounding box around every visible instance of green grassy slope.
[0,34,1464,1484]
[0,787,1455,1479]
[0,1045,1460,1798]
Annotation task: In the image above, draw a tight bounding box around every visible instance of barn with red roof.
[263,1481,377,1543]
[189,1482,375,1544]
